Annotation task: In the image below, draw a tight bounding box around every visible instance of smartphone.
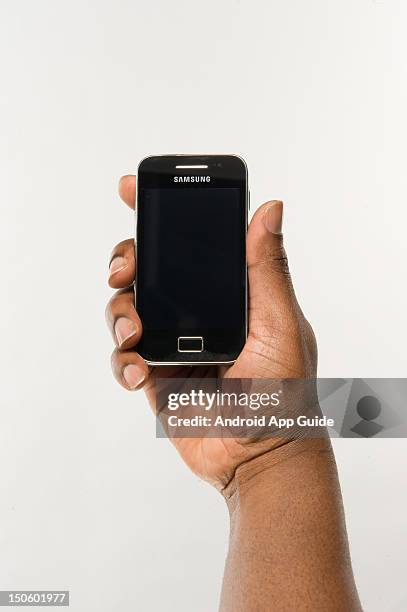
[135,154,248,365]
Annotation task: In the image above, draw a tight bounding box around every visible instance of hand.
[106,175,317,491]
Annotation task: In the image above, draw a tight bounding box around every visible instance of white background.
[0,1,406,610]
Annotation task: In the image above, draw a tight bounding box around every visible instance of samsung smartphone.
[135,154,248,365]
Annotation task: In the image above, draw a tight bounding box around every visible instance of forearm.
[220,438,362,612]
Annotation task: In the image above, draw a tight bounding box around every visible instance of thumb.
[247,200,299,336]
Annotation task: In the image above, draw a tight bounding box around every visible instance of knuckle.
[249,244,291,277]
[110,348,118,370]
[105,290,127,324]
[105,292,119,319]
[270,245,290,275]
[105,300,113,325]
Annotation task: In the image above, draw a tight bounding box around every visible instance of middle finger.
[108,238,136,289]
[105,288,142,350]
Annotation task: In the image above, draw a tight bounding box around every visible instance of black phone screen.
[138,187,244,330]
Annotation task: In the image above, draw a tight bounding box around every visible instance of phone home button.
[178,336,204,353]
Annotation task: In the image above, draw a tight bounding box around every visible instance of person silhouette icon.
[350,395,383,438]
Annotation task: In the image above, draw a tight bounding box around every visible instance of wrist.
[222,436,335,515]
[219,437,362,612]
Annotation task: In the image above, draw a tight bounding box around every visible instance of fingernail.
[115,317,137,346]
[109,256,127,277]
[123,364,145,389]
[263,201,283,234]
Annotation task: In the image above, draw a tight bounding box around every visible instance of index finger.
[119,175,136,209]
